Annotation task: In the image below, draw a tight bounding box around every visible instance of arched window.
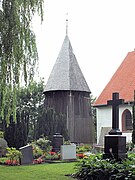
[122,109,133,132]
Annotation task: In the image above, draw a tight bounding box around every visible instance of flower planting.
[76,144,92,159]
[33,158,43,164]
[44,151,60,160]
[5,147,22,166]
[5,159,19,166]
[76,153,84,159]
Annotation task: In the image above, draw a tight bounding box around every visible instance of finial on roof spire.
[66,13,68,35]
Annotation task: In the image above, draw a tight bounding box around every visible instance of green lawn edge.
[0,162,76,180]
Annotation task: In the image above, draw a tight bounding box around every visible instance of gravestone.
[61,144,76,160]
[19,145,33,165]
[0,138,8,157]
[107,92,124,135]
[103,92,127,160]
[98,127,111,146]
[92,127,111,154]
[52,133,63,152]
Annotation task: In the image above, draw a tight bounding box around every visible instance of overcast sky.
[33,0,135,98]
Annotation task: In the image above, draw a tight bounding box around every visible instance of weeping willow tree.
[0,0,44,122]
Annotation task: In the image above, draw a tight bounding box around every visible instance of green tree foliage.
[17,79,45,142]
[36,108,69,141]
[0,0,44,121]
[4,79,45,148]
[4,115,28,149]
[0,130,4,138]
[3,79,69,148]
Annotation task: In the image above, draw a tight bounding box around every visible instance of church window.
[122,109,133,131]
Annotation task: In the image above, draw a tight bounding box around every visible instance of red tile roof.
[94,51,135,106]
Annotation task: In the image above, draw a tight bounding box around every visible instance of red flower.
[37,158,43,163]
[12,160,18,165]
[49,151,56,155]
[5,159,11,165]
[33,158,43,164]
[76,154,84,158]
[5,159,19,165]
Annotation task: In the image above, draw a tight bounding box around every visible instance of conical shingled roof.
[94,51,135,106]
[44,35,90,93]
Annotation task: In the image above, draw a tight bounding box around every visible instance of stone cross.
[107,92,124,135]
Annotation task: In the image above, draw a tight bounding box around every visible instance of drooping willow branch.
[0,0,44,122]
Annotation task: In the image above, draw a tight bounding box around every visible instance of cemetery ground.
[0,161,76,180]
[1,144,135,179]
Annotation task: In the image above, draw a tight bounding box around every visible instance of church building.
[94,50,135,144]
[43,20,94,144]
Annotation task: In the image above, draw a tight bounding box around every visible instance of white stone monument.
[61,144,76,160]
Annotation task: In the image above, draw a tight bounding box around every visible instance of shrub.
[36,136,51,153]
[76,144,92,154]
[31,143,43,159]
[44,152,60,160]
[64,140,71,145]
[0,157,8,164]
[126,142,134,151]
[6,147,22,165]
[72,153,135,179]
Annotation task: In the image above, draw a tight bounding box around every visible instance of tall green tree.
[4,79,69,148]
[4,79,45,148]
[36,108,69,141]
[0,0,44,122]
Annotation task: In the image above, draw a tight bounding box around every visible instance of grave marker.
[19,145,33,165]
[107,92,124,135]
[52,133,63,152]
[103,92,127,160]
[98,127,111,146]
[61,144,76,160]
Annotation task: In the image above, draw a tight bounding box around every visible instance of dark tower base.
[44,91,94,144]
[103,135,127,160]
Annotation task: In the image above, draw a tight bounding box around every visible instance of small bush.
[36,136,51,153]
[44,152,60,160]
[64,140,71,145]
[6,147,22,165]
[31,143,43,159]
[76,144,92,154]
[72,153,135,179]
[0,157,8,164]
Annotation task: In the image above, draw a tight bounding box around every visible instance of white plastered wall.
[96,104,132,144]
[96,106,111,144]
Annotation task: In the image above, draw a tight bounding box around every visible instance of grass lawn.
[0,162,76,180]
